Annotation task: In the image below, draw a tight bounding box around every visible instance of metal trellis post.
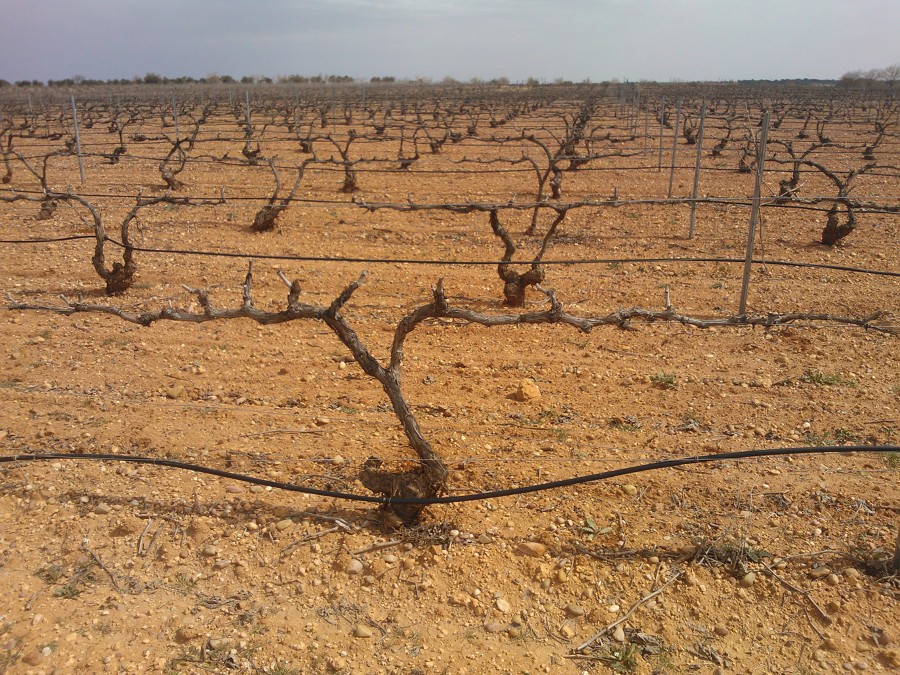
[738,111,770,315]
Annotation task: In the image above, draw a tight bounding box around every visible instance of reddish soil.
[0,87,898,674]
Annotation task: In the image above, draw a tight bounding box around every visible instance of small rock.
[40,646,52,657]
[32,614,44,626]
[275,518,294,531]
[330,455,345,466]
[484,620,504,633]
[201,544,218,557]
[21,651,43,666]
[565,603,585,617]
[613,625,626,642]
[94,502,112,515]
[166,384,185,399]
[621,484,638,496]
[213,559,231,570]
[208,637,231,650]
[517,542,547,558]
[809,566,831,579]
[495,597,511,613]
[353,624,373,638]
[514,379,541,402]
[740,572,757,587]
[560,624,575,638]
[607,604,620,613]
[175,624,202,643]
[347,559,364,575]
[225,485,243,494]
[714,625,729,637]
[478,533,493,544]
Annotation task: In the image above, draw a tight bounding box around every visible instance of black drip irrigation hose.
[1,445,896,506]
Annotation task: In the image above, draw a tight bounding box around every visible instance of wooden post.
[245,91,251,128]
[688,101,707,239]
[738,112,770,315]
[70,96,85,184]
[667,98,681,198]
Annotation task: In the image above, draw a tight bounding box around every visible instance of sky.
[2,0,898,83]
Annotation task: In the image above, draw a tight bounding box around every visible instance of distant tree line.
[838,64,900,88]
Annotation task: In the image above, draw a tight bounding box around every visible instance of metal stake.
[667,99,682,198]
[71,96,85,184]
[688,101,707,239]
[738,112,770,315]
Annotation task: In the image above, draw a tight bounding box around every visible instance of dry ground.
[0,90,898,674]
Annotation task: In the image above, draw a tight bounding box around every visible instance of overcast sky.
[3,0,898,83]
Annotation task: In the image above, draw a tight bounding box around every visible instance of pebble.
[478,533,493,544]
[515,379,541,402]
[166,384,185,399]
[517,542,546,558]
[809,566,831,579]
[621,484,638,496]
[740,572,757,587]
[225,485,243,494]
[32,614,44,626]
[94,502,112,515]
[347,559,364,575]
[495,597,511,613]
[565,603,585,617]
[21,651,43,666]
[275,518,294,531]
[330,455,345,466]
[353,624,373,638]
[208,638,230,650]
[201,545,218,557]
[714,625,729,637]
[607,604,620,613]
[613,625,626,642]
[561,624,575,638]
[484,620,504,633]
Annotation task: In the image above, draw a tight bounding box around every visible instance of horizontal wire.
[1,446,896,505]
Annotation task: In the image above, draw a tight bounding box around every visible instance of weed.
[598,643,639,672]
[804,428,862,446]
[53,583,83,599]
[800,370,856,387]
[650,373,677,390]
[884,452,900,470]
[609,415,641,432]
[35,563,66,584]
[171,572,197,593]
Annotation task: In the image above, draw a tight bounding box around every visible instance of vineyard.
[1,81,899,674]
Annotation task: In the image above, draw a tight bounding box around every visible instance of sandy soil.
[0,86,898,674]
